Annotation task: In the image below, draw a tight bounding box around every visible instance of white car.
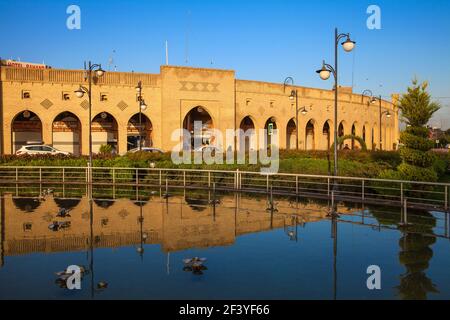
[127,147,165,154]
[16,145,70,156]
[193,145,222,153]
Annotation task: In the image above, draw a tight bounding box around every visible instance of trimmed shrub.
[400,131,434,151]
[399,148,435,167]
[397,163,438,182]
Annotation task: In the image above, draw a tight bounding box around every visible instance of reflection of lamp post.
[136,204,148,260]
[285,215,299,241]
[135,81,148,151]
[316,28,355,177]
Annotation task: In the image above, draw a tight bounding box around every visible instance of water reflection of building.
[0,194,337,258]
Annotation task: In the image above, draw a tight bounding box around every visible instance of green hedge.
[400,131,434,151]
[399,148,436,167]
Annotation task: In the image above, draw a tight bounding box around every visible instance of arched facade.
[286,118,296,150]
[0,65,399,155]
[239,116,257,152]
[182,106,214,150]
[11,110,42,153]
[127,113,153,150]
[92,112,118,154]
[52,112,81,156]
[305,119,315,151]
[264,117,278,149]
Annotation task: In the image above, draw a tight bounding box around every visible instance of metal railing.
[0,166,449,212]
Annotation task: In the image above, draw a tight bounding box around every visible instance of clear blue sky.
[1,0,449,128]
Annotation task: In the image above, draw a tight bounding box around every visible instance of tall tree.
[397,79,441,182]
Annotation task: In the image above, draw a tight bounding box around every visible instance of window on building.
[100,93,108,101]
[22,90,31,99]
[270,101,274,108]
[62,92,71,101]
[246,99,251,106]
[23,222,32,231]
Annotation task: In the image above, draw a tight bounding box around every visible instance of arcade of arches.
[1,65,399,155]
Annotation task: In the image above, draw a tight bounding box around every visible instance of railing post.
[15,167,18,182]
[136,168,139,186]
[400,182,404,205]
[445,185,448,211]
[362,180,365,201]
[266,175,269,193]
[159,170,162,187]
[404,198,408,225]
[208,171,211,188]
[327,177,330,197]
[296,176,299,196]
[236,169,240,191]
[183,171,186,187]
[62,168,65,198]
[39,167,42,196]
[112,168,116,199]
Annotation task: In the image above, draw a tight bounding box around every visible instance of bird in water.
[48,221,71,231]
[56,208,71,218]
[182,257,208,275]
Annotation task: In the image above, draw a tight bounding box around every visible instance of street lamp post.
[74,61,105,186]
[135,81,147,151]
[316,28,355,177]
[362,90,391,151]
[284,77,299,150]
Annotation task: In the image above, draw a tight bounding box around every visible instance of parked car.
[16,145,70,156]
[193,145,222,154]
[127,147,165,154]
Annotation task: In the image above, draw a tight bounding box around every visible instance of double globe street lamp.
[362,89,391,151]
[316,28,355,177]
[74,62,106,171]
[135,81,148,151]
[283,77,308,150]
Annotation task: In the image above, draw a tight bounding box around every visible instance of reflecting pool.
[0,191,449,300]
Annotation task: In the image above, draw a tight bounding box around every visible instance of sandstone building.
[0,63,399,156]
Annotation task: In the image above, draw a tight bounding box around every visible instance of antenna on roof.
[108,50,116,71]
[165,41,169,65]
[185,10,191,65]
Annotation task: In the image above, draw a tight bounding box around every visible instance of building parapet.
[0,66,160,87]
[235,79,394,107]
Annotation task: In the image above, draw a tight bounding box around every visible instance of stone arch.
[127,113,154,150]
[264,117,278,149]
[52,111,82,156]
[322,120,332,151]
[305,119,316,150]
[183,106,214,150]
[239,115,257,152]
[351,122,358,149]
[373,122,379,150]
[11,110,43,154]
[286,118,297,150]
[92,112,118,154]
[338,121,346,137]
